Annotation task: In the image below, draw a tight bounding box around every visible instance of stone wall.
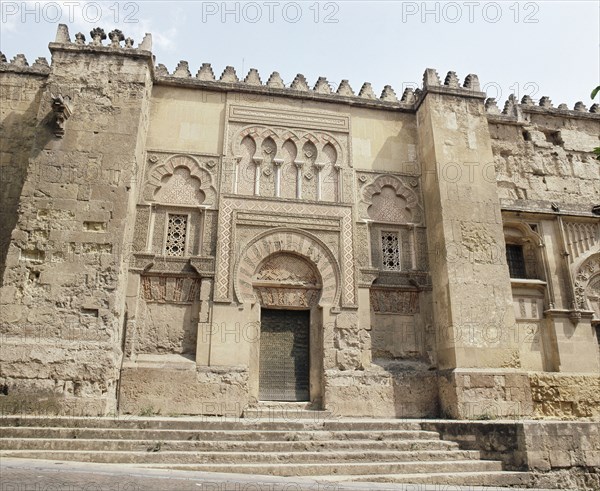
[0,58,49,281]
[0,28,154,415]
[422,420,600,490]
[1,25,598,419]
[489,102,599,212]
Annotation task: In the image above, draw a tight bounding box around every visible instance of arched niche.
[234,229,340,307]
[144,155,216,205]
[252,253,322,308]
[362,175,422,223]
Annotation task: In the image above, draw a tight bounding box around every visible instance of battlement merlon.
[47,24,154,73]
[2,23,598,120]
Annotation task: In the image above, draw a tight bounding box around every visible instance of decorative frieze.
[370,289,419,314]
[141,276,200,303]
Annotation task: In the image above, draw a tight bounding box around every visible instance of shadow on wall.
[0,97,54,285]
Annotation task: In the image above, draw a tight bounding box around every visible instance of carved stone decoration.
[89,27,106,46]
[234,228,341,307]
[253,253,322,308]
[360,174,423,223]
[564,221,600,263]
[216,198,354,306]
[155,168,205,205]
[144,154,217,205]
[108,29,125,48]
[230,124,346,200]
[573,253,600,311]
[370,289,419,314]
[586,275,600,319]
[50,94,72,137]
[141,275,200,303]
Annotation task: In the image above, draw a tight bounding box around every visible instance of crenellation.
[266,71,285,88]
[219,65,239,83]
[380,85,398,102]
[173,60,191,78]
[244,68,262,86]
[139,33,152,50]
[0,52,6,63]
[55,23,71,43]
[574,101,587,112]
[290,73,309,91]
[196,62,215,81]
[313,76,331,94]
[463,73,480,91]
[358,82,377,99]
[591,103,599,113]
[521,95,534,106]
[485,97,501,114]
[11,54,28,67]
[401,88,415,103]
[32,57,49,69]
[558,103,569,110]
[539,96,553,108]
[443,70,460,88]
[74,32,86,45]
[423,68,441,87]
[502,94,519,116]
[337,79,355,96]
[155,63,169,76]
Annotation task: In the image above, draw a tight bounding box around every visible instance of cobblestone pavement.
[0,458,556,491]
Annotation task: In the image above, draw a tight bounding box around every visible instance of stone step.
[0,427,441,442]
[141,459,505,476]
[314,471,535,487]
[242,408,334,420]
[0,449,481,464]
[0,437,459,452]
[0,416,423,431]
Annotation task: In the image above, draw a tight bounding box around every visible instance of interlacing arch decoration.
[234,228,341,307]
[230,125,345,200]
[144,155,217,205]
[361,174,423,224]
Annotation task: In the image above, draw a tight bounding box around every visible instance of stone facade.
[1,25,599,419]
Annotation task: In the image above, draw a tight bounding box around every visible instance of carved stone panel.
[235,229,340,307]
[370,289,419,314]
[253,253,322,309]
[141,275,200,303]
[228,124,349,203]
[215,196,355,306]
[574,253,600,311]
[358,173,423,224]
[143,153,218,206]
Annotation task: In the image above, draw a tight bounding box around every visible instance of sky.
[1,1,599,108]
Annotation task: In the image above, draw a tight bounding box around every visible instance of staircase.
[0,415,536,487]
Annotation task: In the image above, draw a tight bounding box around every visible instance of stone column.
[416,69,531,418]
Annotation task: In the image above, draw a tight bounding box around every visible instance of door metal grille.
[259,309,310,401]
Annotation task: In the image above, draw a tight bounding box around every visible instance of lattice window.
[165,214,188,257]
[381,232,401,271]
[506,244,526,278]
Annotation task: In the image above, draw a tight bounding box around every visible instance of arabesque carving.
[144,154,217,205]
